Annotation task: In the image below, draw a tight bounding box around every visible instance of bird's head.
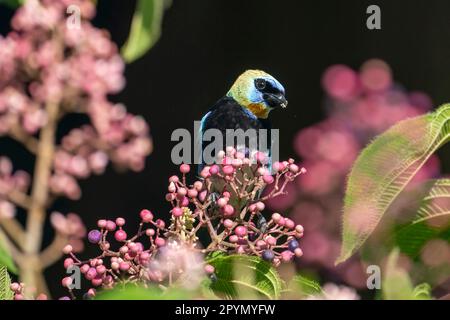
[227,70,287,119]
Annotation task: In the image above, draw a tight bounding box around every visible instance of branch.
[0,218,26,249]
[7,190,32,209]
[9,126,39,154]
[39,232,68,269]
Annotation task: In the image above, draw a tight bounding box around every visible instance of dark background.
[2,0,450,297]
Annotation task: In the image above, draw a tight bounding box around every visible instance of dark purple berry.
[88,229,102,244]
[248,232,258,242]
[288,239,299,252]
[262,250,274,262]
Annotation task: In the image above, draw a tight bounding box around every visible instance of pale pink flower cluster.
[307,283,360,300]
[0,157,29,218]
[0,0,152,204]
[266,59,440,288]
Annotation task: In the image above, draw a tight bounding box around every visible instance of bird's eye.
[255,79,266,90]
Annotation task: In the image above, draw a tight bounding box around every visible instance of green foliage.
[382,249,431,300]
[412,283,432,299]
[0,265,14,300]
[287,275,323,298]
[0,0,24,9]
[121,0,167,63]
[337,104,450,264]
[395,179,450,258]
[95,284,190,300]
[206,254,283,300]
[0,234,18,274]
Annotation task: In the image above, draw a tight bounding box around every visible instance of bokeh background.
[1,0,450,297]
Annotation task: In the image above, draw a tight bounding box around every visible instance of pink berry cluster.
[0,0,152,200]
[9,282,49,301]
[0,0,152,295]
[52,148,305,299]
[166,147,306,265]
[58,211,205,300]
[0,157,29,219]
[268,59,440,288]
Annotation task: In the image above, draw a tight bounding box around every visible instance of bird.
[198,70,288,211]
[199,69,287,169]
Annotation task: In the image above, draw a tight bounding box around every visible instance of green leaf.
[0,233,18,274]
[382,248,416,300]
[337,104,450,264]
[121,0,166,63]
[0,0,24,9]
[95,284,190,300]
[395,179,450,258]
[207,254,283,300]
[412,283,432,299]
[0,265,14,300]
[288,274,323,297]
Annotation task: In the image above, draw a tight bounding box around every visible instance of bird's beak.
[264,93,288,109]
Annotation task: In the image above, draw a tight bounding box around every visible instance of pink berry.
[97,219,107,228]
[155,237,165,247]
[146,228,155,236]
[281,250,294,262]
[62,244,73,254]
[204,264,215,274]
[289,164,299,173]
[172,207,183,217]
[217,197,228,208]
[223,165,234,175]
[10,283,20,292]
[106,220,116,231]
[168,182,176,193]
[140,209,154,222]
[294,248,303,257]
[64,258,74,269]
[156,219,165,229]
[86,268,97,280]
[222,191,231,198]
[198,190,208,202]
[229,235,238,243]
[277,217,286,226]
[187,188,198,198]
[263,175,274,184]
[285,218,295,229]
[96,265,106,274]
[114,230,127,242]
[223,219,233,229]
[193,181,203,191]
[265,236,277,246]
[181,196,189,206]
[115,217,125,227]
[256,201,265,211]
[177,187,187,197]
[36,294,48,300]
[295,225,304,233]
[119,262,130,271]
[234,226,247,237]
[62,277,73,288]
[80,264,90,273]
[271,213,281,222]
[223,204,235,217]
[180,164,190,173]
[166,193,176,201]
[169,175,179,183]
[92,278,103,287]
[200,166,211,178]
[209,165,220,175]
